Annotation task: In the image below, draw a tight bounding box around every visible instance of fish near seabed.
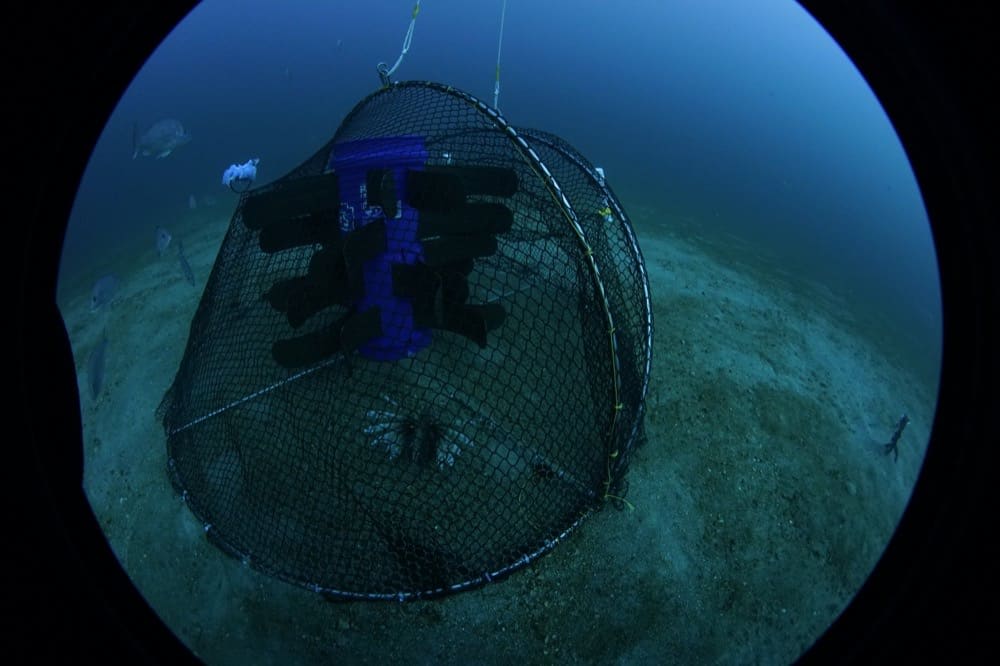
[155,226,172,257]
[177,239,196,286]
[90,274,120,311]
[132,119,191,159]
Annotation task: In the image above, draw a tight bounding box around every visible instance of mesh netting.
[157,81,652,600]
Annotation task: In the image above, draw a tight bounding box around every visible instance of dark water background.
[60,0,940,382]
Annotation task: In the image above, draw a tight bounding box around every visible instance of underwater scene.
[57,1,941,664]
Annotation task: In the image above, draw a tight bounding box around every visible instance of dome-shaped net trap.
[157,81,653,600]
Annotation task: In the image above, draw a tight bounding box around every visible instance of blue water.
[61,0,940,383]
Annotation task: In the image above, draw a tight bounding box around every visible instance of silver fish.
[88,332,109,400]
[177,239,195,286]
[155,226,172,257]
[132,119,191,159]
[90,274,120,311]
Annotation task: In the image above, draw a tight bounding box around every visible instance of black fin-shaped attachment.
[394,263,446,329]
[263,274,308,315]
[422,234,498,266]
[242,172,339,231]
[258,209,341,253]
[271,306,384,368]
[366,168,398,219]
[263,247,350,328]
[416,203,513,238]
[437,265,472,307]
[263,219,385,334]
[393,262,503,348]
[271,311,350,369]
[442,303,506,348]
[339,306,383,353]
[442,165,518,198]
[405,170,465,212]
[410,165,519,205]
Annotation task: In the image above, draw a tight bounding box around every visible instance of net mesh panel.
[157,81,653,600]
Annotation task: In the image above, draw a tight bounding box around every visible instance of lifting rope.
[376,0,509,109]
[493,0,508,110]
[377,0,422,87]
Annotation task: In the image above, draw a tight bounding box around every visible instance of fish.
[132,118,191,159]
[87,332,109,400]
[188,193,197,210]
[177,239,195,286]
[89,274,120,311]
[155,226,172,257]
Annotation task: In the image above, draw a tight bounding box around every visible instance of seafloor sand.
[60,200,935,665]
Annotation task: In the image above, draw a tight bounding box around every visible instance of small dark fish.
[155,226,172,257]
[90,274,120,311]
[177,239,195,286]
[87,332,109,400]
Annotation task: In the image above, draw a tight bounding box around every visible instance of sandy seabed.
[60,199,935,665]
